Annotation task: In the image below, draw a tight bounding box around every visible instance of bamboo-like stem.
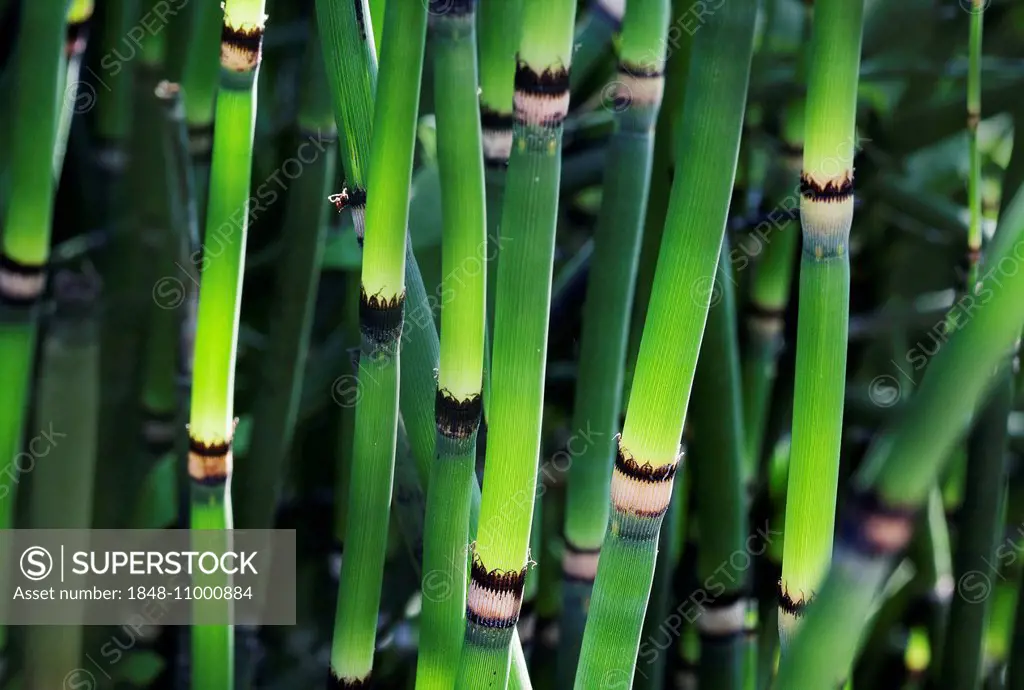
[416,1,487,687]
[740,0,810,480]
[635,464,688,690]
[1009,559,1024,690]
[689,238,748,690]
[773,186,1024,688]
[235,29,337,536]
[478,0,522,346]
[22,272,100,690]
[455,1,576,686]
[558,0,670,679]
[55,0,94,178]
[137,81,190,511]
[187,2,266,689]
[328,0,426,684]
[574,0,757,685]
[0,0,68,664]
[965,0,984,291]
[180,0,223,231]
[940,375,1011,689]
[314,0,531,683]
[623,0,692,399]
[778,0,865,648]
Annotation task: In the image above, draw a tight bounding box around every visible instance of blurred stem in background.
[455,0,576,686]
[558,0,670,679]
[574,0,757,685]
[778,0,864,653]
[23,271,100,690]
[186,1,267,689]
[0,0,68,674]
[235,29,336,538]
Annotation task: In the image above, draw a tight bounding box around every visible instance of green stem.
[574,0,757,685]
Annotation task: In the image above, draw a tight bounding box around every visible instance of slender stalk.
[186,3,266,689]
[477,0,523,343]
[0,0,67,665]
[965,0,984,291]
[180,0,223,231]
[778,0,865,649]
[315,0,532,682]
[773,187,1024,689]
[740,0,811,478]
[689,238,748,690]
[415,1,487,687]
[55,0,95,178]
[329,0,426,684]
[559,0,670,678]
[22,272,100,690]
[574,0,757,684]
[1009,560,1024,690]
[941,372,1011,690]
[455,1,576,686]
[235,30,337,535]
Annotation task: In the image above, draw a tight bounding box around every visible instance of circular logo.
[63,668,97,690]
[152,276,186,310]
[21,546,53,581]
[690,275,724,308]
[957,570,991,604]
[66,81,97,115]
[868,374,901,408]
[959,0,991,15]
[601,81,632,114]
[332,375,363,408]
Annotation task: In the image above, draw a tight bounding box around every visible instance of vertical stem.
[187,3,266,689]
[574,0,757,685]
[456,1,576,686]
[558,0,670,679]
[778,0,864,650]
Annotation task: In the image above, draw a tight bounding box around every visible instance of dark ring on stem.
[188,437,231,485]
[777,581,809,617]
[745,300,785,322]
[435,389,482,439]
[561,538,601,584]
[514,62,570,96]
[617,61,664,79]
[359,288,405,345]
[188,123,214,161]
[838,488,917,557]
[0,253,46,308]
[799,173,854,203]
[614,445,678,483]
[66,19,90,56]
[220,23,264,73]
[698,590,748,640]
[327,670,371,689]
[467,556,527,629]
[480,106,515,131]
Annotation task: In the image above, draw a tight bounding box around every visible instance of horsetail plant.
[778,0,865,649]
[558,0,670,678]
[455,0,576,686]
[328,0,427,685]
[569,0,624,93]
[773,188,1024,689]
[23,271,100,690]
[477,0,522,339]
[574,1,758,685]
[688,237,749,690]
[180,0,225,228]
[0,0,67,665]
[314,0,530,682]
[186,2,266,689]
[236,30,336,536]
[416,1,487,687]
